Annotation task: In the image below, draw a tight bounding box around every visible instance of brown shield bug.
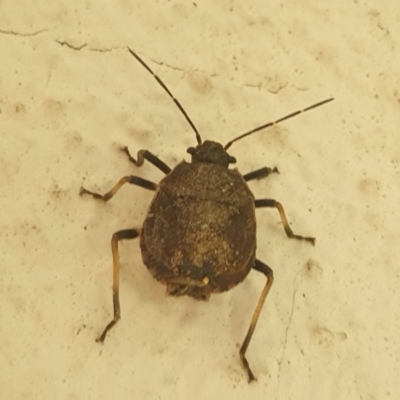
[80,48,333,382]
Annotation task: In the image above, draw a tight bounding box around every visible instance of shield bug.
[80,47,333,382]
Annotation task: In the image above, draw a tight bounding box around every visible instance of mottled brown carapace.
[141,155,256,300]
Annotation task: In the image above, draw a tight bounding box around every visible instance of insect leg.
[121,146,171,174]
[96,228,140,343]
[243,167,279,182]
[240,259,274,382]
[80,175,157,201]
[255,199,315,245]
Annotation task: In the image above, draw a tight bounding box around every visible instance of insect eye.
[228,155,237,164]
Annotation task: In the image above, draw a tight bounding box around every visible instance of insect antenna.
[224,97,334,150]
[127,48,202,145]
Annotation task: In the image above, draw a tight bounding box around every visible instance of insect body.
[80,48,333,382]
[142,142,255,300]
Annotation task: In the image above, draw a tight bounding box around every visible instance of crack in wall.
[52,39,297,99]
[0,28,47,37]
[56,40,87,51]
[276,267,303,397]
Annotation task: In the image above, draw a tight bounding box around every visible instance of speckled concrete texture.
[1,1,399,399]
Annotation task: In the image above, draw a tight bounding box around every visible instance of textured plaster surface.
[1,1,399,399]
